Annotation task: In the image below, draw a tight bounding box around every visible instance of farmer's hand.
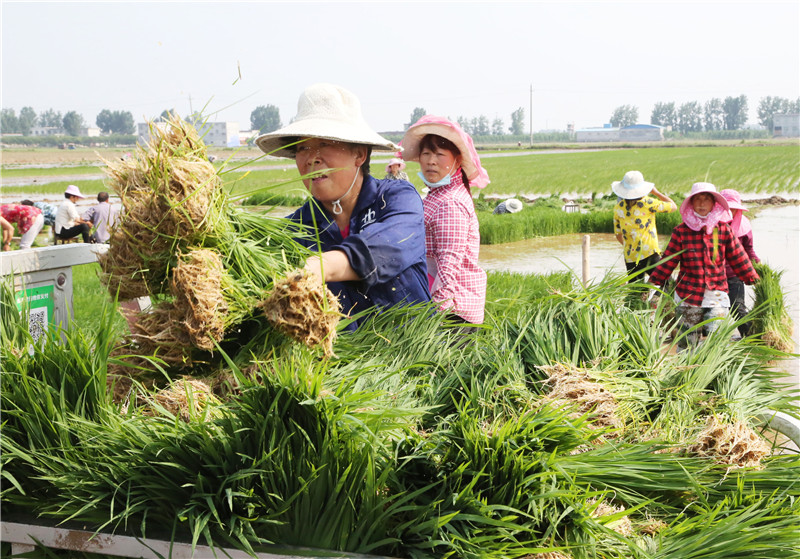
[304,251,358,283]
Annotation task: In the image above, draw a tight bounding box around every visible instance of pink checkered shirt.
[423,172,487,324]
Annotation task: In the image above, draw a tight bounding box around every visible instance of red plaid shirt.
[1,204,42,234]
[423,172,486,323]
[650,221,759,307]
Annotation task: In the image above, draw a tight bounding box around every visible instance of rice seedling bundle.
[751,262,795,351]
[98,115,337,366]
[3,242,800,557]
[688,415,772,469]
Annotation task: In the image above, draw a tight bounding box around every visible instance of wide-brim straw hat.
[504,198,523,213]
[611,170,654,200]
[385,157,406,173]
[400,115,490,189]
[680,182,730,215]
[64,184,86,198]
[720,188,748,211]
[255,83,399,159]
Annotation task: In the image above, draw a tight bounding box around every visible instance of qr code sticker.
[28,307,48,344]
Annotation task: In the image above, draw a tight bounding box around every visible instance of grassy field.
[4,144,798,200]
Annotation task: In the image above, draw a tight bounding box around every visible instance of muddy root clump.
[538,363,622,431]
[688,415,771,469]
[260,270,341,357]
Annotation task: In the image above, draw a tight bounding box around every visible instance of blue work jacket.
[289,175,430,329]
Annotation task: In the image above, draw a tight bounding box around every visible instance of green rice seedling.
[750,262,795,352]
[98,115,332,367]
[651,491,800,559]
[485,270,573,312]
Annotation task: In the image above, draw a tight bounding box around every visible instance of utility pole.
[529,84,533,146]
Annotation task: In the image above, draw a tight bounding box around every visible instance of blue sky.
[2,1,798,132]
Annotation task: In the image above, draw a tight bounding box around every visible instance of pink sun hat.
[385,157,406,173]
[720,189,748,211]
[64,184,86,198]
[679,182,729,216]
[400,115,491,189]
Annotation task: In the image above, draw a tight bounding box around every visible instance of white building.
[80,126,102,137]
[773,114,800,138]
[619,124,664,141]
[195,121,240,147]
[575,126,619,142]
[576,124,664,142]
[137,120,240,147]
[136,122,169,145]
[31,126,65,136]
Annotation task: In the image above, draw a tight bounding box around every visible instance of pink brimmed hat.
[720,189,748,211]
[679,182,730,215]
[385,158,406,173]
[64,184,86,198]
[400,115,491,189]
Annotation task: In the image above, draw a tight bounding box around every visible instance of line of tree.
[403,107,527,136]
[1,107,86,136]
[0,107,138,136]
[610,95,799,134]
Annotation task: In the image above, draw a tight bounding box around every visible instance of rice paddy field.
[2,132,800,558]
[3,143,799,200]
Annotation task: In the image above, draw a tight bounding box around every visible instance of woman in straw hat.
[649,182,759,347]
[255,83,430,329]
[720,189,760,337]
[384,158,409,181]
[401,116,489,325]
[611,170,677,282]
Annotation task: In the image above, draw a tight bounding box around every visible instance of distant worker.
[21,199,58,228]
[384,157,410,181]
[492,198,523,214]
[720,188,760,337]
[82,191,118,244]
[0,203,44,250]
[54,185,91,243]
[612,170,676,282]
[649,182,759,347]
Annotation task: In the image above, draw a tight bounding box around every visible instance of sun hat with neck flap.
[255,83,399,159]
[679,182,730,216]
[611,170,654,200]
[400,115,491,189]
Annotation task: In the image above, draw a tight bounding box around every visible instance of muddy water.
[480,205,800,391]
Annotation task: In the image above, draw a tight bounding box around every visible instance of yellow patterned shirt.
[613,196,676,263]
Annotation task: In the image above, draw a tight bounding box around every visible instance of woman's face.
[419,144,459,184]
[691,193,715,216]
[389,164,401,175]
[295,138,365,202]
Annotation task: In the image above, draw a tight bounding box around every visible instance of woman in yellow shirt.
[612,170,677,282]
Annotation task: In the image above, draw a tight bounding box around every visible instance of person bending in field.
[0,203,44,250]
[649,182,759,347]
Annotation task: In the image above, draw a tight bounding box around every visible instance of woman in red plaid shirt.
[649,182,759,346]
[401,116,490,325]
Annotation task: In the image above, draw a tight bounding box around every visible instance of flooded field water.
[480,205,800,391]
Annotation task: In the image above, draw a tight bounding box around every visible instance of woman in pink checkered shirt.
[402,116,490,325]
